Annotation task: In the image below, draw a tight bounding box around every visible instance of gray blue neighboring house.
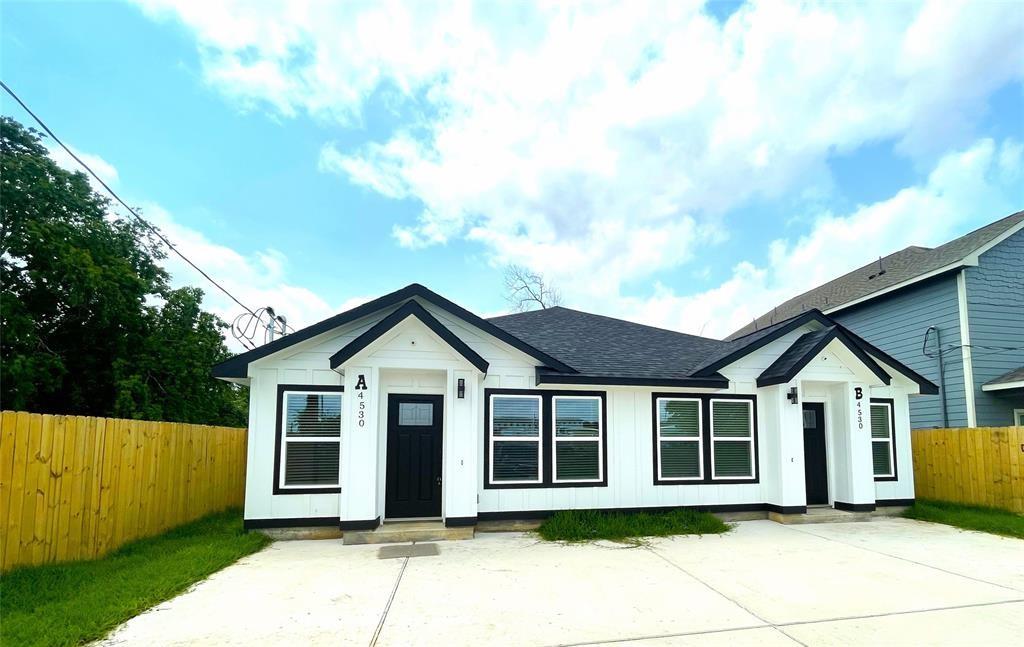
[730,211,1024,429]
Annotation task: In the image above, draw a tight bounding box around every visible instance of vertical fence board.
[912,427,1024,513]
[0,412,247,572]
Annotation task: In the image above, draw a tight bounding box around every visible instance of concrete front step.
[769,507,873,525]
[343,520,474,545]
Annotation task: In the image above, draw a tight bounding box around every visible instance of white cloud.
[43,138,341,350]
[46,143,120,190]
[133,0,1023,340]
[617,137,1024,338]
[139,203,345,350]
[135,0,1023,308]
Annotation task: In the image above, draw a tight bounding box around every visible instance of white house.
[213,284,937,533]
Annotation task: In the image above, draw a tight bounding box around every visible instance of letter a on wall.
[355,374,368,390]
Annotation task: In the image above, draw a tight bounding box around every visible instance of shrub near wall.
[0,411,247,572]
[911,426,1024,513]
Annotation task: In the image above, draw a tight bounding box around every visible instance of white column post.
[844,382,876,506]
[340,365,380,525]
[443,368,479,521]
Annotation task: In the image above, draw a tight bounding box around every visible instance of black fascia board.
[840,326,939,395]
[536,368,729,389]
[692,309,834,377]
[212,283,574,378]
[756,326,892,388]
[329,300,489,373]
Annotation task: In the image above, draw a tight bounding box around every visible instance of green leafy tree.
[1,116,245,426]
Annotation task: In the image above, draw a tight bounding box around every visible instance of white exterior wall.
[240,305,921,524]
[871,386,916,502]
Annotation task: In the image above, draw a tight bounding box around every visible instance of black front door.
[802,403,829,505]
[385,394,443,519]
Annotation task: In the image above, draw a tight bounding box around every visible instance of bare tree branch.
[503,264,563,312]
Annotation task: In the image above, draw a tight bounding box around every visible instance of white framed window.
[279,390,342,490]
[552,396,603,483]
[489,394,543,485]
[655,398,703,481]
[870,401,896,478]
[1014,409,1024,427]
[710,399,755,480]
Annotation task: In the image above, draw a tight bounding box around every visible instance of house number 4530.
[355,374,368,427]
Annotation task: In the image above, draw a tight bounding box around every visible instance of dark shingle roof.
[488,307,727,380]
[984,366,1024,388]
[728,210,1024,340]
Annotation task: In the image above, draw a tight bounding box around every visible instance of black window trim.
[870,397,898,482]
[483,388,609,489]
[274,384,345,495]
[651,392,759,486]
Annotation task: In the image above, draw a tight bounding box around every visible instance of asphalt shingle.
[729,210,1024,340]
[488,307,728,380]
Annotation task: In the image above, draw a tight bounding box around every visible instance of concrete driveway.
[98,519,1024,646]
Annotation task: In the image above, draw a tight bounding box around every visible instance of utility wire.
[2,80,294,334]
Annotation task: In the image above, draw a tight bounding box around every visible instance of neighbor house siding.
[832,274,966,429]
[965,228,1024,426]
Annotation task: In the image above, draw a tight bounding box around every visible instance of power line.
[2,79,293,334]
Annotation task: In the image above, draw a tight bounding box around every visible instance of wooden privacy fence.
[911,426,1024,513]
[0,411,247,572]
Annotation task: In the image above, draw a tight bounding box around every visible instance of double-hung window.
[870,400,896,479]
[710,399,755,479]
[278,389,342,491]
[552,396,603,483]
[489,394,543,484]
[655,398,702,481]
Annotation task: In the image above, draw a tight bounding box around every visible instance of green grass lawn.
[903,499,1024,540]
[1,509,271,647]
[537,508,731,543]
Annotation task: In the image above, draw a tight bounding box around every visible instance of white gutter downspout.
[956,270,977,427]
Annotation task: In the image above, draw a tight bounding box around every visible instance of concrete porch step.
[343,520,474,545]
[769,507,873,525]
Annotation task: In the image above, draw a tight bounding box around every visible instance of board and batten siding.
[833,274,966,429]
[966,228,1024,426]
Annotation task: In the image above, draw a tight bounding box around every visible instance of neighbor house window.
[655,398,702,481]
[552,396,603,483]
[710,399,755,479]
[870,400,895,479]
[279,389,342,490]
[489,394,543,484]
[1014,409,1024,427]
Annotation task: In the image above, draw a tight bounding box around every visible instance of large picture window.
[652,393,758,485]
[485,389,607,488]
[870,399,896,480]
[275,386,343,494]
[489,394,543,484]
[655,398,702,481]
[553,396,603,483]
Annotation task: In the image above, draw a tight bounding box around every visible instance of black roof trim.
[756,326,891,388]
[841,328,940,395]
[329,301,489,373]
[536,369,729,389]
[211,283,574,378]
[693,310,834,377]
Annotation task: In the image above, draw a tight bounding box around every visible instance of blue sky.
[3,1,1022,344]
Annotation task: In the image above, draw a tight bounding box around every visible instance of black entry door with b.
[386,394,443,519]
[802,402,829,505]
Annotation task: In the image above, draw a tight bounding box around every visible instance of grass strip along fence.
[0,509,270,647]
[0,411,247,572]
[903,499,1024,540]
[911,426,1023,513]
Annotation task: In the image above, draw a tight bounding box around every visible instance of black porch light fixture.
[787,386,799,404]
[457,378,466,399]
